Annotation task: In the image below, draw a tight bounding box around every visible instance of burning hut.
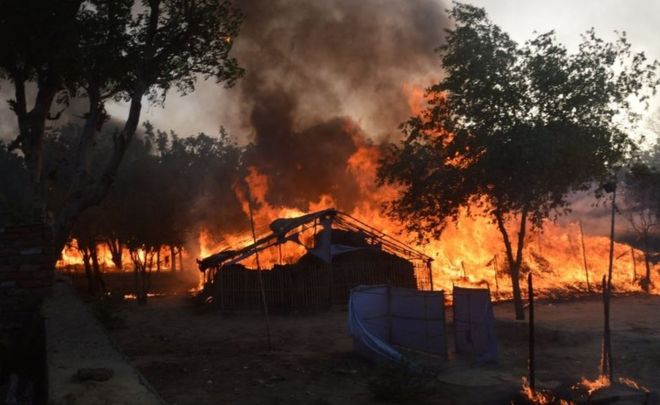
[197,209,433,311]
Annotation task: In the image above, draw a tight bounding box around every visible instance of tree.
[620,143,660,292]
[1,0,244,260]
[0,142,32,225]
[100,123,243,302]
[378,3,659,319]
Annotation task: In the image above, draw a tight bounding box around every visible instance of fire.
[618,376,650,393]
[521,377,574,405]
[59,81,659,301]
[195,116,660,298]
[578,375,610,396]
[56,239,118,268]
[57,240,187,273]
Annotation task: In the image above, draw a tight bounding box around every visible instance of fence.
[349,285,447,362]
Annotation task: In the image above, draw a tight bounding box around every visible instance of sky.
[2,1,659,143]
[120,0,660,141]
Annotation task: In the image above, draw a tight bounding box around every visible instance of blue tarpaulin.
[348,285,447,363]
[452,287,498,363]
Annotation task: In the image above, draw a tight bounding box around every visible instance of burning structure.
[197,209,433,311]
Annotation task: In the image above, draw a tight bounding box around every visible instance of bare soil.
[102,293,660,404]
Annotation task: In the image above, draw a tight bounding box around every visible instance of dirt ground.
[102,294,660,404]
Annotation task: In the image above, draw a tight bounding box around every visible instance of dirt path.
[104,294,660,404]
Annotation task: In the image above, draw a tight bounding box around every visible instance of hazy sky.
[3,1,660,142]
[125,0,660,139]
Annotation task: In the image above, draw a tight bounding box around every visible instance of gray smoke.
[233,0,449,210]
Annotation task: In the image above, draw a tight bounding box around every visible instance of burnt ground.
[98,292,660,404]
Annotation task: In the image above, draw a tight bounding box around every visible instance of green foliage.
[0,0,245,254]
[620,141,660,251]
[0,143,32,226]
[378,2,659,242]
[49,121,245,253]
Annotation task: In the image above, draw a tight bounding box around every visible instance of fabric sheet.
[348,285,447,363]
[452,287,498,363]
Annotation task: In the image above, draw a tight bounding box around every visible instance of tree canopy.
[378,3,659,319]
[620,141,660,291]
[0,0,244,255]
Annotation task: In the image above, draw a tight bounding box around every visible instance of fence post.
[528,273,535,391]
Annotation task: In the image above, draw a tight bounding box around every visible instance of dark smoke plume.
[233,0,449,210]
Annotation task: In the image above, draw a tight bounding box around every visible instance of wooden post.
[493,255,500,295]
[578,220,591,292]
[607,185,617,292]
[600,275,613,381]
[247,192,272,350]
[170,246,176,272]
[528,273,535,392]
[427,260,434,291]
[630,246,637,283]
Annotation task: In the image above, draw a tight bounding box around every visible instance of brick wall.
[0,223,54,336]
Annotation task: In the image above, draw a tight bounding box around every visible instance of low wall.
[0,222,53,403]
[0,224,53,334]
[0,222,53,336]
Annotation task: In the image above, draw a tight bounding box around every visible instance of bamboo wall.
[210,252,430,312]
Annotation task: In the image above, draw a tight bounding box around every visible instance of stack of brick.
[0,223,54,336]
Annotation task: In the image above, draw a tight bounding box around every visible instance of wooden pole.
[493,255,500,295]
[528,273,535,392]
[607,185,617,292]
[601,181,616,381]
[630,246,637,283]
[578,220,591,292]
[246,191,272,350]
[427,260,434,291]
[600,275,613,380]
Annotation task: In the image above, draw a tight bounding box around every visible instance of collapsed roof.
[197,208,432,271]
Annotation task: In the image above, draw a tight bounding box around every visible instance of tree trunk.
[170,246,176,272]
[642,231,652,293]
[156,249,161,273]
[8,74,60,218]
[82,249,95,296]
[90,242,106,295]
[494,207,529,321]
[52,83,146,260]
[130,250,148,305]
[178,246,184,272]
[107,238,123,271]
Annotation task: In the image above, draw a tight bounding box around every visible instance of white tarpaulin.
[348,285,447,363]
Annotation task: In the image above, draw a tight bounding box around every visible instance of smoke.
[232,0,449,210]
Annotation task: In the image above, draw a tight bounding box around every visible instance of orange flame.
[521,377,574,405]
[196,128,660,297]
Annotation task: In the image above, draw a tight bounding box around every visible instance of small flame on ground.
[578,375,610,396]
[123,293,167,300]
[521,377,574,405]
[618,377,650,393]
